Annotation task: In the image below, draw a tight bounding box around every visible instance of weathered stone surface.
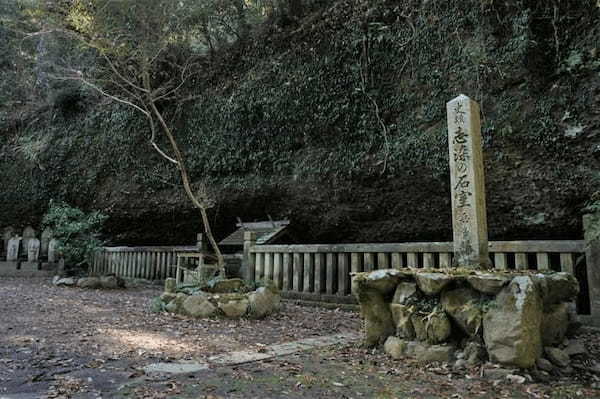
[392,282,418,305]
[441,287,482,337]
[164,278,177,293]
[541,303,569,346]
[100,275,124,289]
[534,273,580,305]
[182,295,217,318]
[143,362,209,374]
[466,274,510,295]
[483,276,543,368]
[414,273,454,296]
[353,273,397,347]
[384,336,408,360]
[247,287,280,319]
[409,342,454,363]
[390,304,415,339]
[160,292,177,303]
[353,269,402,294]
[536,358,554,372]
[77,277,102,289]
[219,299,249,318]
[204,278,245,293]
[411,313,428,342]
[484,368,514,380]
[164,301,178,313]
[426,310,452,344]
[53,277,75,286]
[463,341,486,365]
[564,340,586,357]
[545,347,570,368]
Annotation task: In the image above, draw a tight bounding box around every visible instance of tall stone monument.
[48,239,59,263]
[28,238,41,262]
[7,237,20,262]
[447,95,490,269]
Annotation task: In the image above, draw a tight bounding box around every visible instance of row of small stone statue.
[2,226,60,263]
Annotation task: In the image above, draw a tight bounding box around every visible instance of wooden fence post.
[243,232,257,282]
[583,213,600,327]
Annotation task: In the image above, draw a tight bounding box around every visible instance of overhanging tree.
[42,0,236,276]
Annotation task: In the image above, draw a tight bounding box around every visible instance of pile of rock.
[52,274,126,289]
[352,268,580,369]
[155,278,281,319]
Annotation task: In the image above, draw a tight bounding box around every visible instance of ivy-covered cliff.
[1,0,599,245]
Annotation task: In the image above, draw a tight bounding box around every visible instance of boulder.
[54,277,76,286]
[353,272,398,347]
[545,347,570,368]
[466,274,510,295]
[247,287,280,319]
[390,304,415,339]
[408,342,454,363]
[204,278,245,293]
[160,292,177,304]
[414,273,454,296]
[483,276,543,368]
[411,312,428,342]
[77,277,102,289]
[541,303,569,346]
[164,278,177,293]
[182,295,217,318]
[392,282,418,305]
[484,368,515,380]
[353,269,403,294]
[164,301,178,313]
[441,287,482,337]
[384,336,408,360]
[534,273,580,305]
[536,358,554,372]
[564,340,586,357]
[100,275,123,289]
[425,310,452,344]
[218,299,249,318]
[463,341,487,365]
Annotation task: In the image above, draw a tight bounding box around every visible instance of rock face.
[535,272,580,305]
[441,287,482,337]
[384,336,407,360]
[100,275,124,289]
[392,282,418,304]
[182,295,217,318]
[204,278,245,293]
[218,299,249,318]
[466,274,509,295]
[390,304,415,339]
[77,277,102,289]
[353,271,400,347]
[541,303,569,346]
[247,287,280,319]
[483,276,543,368]
[545,347,570,367]
[425,310,452,344]
[164,278,177,293]
[414,273,454,296]
[53,276,75,286]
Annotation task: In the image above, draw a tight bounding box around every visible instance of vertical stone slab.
[377,253,390,269]
[243,232,257,282]
[363,253,375,272]
[273,253,283,289]
[391,253,403,269]
[27,238,40,262]
[447,95,490,269]
[264,252,273,282]
[41,228,53,258]
[7,237,20,261]
[22,226,36,257]
[282,253,292,291]
[326,253,337,295]
[583,213,600,326]
[2,227,15,256]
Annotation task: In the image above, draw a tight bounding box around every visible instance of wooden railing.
[245,240,585,295]
[91,246,198,280]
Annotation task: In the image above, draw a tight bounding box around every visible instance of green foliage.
[42,200,107,270]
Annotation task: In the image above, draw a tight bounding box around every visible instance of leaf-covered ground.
[1,277,599,398]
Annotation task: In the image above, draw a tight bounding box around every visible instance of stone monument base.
[353,268,580,369]
[20,261,40,271]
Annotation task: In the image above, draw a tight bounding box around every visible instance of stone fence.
[0,225,62,276]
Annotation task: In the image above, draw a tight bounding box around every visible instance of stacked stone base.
[352,268,580,369]
[155,278,281,320]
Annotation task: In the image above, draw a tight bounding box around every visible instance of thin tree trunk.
[143,75,225,277]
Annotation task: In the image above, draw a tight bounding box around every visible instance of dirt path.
[1,278,599,398]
